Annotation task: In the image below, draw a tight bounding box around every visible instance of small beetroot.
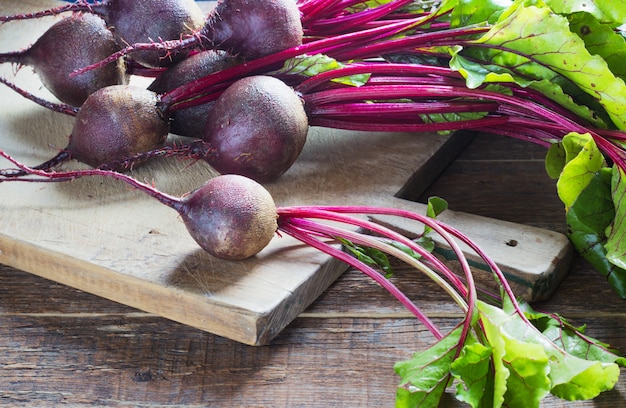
[68,85,170,168]
[148,50,241,138]
[178,174,278,260]
[0,13,128,106]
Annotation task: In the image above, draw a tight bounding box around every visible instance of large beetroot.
[202,0,303,60]
[202,75,309,182]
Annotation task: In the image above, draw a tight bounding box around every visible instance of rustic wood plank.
[0,264,624,407]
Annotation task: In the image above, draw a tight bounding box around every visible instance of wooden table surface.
[1,133,624,407]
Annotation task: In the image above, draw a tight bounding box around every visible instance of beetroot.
[0,13,128,106]
[177,174,278,259]
[1,0,206,68]
[1,84,170,175]
[202,0,303,60]
[68,85,169,168]
[91,0,206,68]
[203,75,309,182]
[148,50,241,138]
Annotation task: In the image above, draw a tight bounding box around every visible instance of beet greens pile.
[1,0,626,406]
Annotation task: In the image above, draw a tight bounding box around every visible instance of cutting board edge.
[0,233,310,345]
[254,255,350,345]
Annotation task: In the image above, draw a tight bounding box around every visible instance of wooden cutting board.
[0,1,572,345]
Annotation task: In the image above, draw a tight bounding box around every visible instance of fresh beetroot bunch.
[0,0,438,179]
[0,0,310,176]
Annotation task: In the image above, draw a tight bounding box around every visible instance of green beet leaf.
[348,0,440,15]
[462,3,626,129]
[521,302,626,367]
[545,132,600,181]
[346,0,395,13]
[338,237,395,278]
[544,0,626,25]
[568,11,626,81]
[549,355,621,400]
[545,142,567,179]
[418,110,489,136]
[275,54,370,87]
[556,133,605,209]
[546,133,626,296]
[566,166,626,297]
[525,77,610,129]
[606,167,626,267]
[477,300,551,407]
[603,166,626,295]
[394,325,463,407]
[426,196,448,220]
[496,297,621,401]
[449,53,609,129]
[450,337,495,408]
[415,196,448,237]
[448,0,512,27]
[448,43,558,90]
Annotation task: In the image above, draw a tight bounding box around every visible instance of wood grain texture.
[0,1,572,345]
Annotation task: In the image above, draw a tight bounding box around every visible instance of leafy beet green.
[546,132,626,297]
[449,337,494,407]
[396,288,624,407]
[358,0,626,297]
[395,326,465,405]
[447,3,626,129]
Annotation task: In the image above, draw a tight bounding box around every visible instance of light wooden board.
[0,1,572,345]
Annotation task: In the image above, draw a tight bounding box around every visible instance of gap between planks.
[2,311,624,319]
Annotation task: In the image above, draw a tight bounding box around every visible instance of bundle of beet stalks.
[1,0,625,406]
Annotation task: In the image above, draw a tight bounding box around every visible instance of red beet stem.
[0,76,79,116]
[0,149,182,211]
[0,1,97,22]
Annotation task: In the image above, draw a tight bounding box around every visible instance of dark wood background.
[1,133,624,407]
